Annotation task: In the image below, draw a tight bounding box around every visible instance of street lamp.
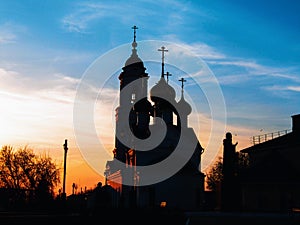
[62,139,68,199]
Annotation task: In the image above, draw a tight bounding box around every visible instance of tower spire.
[158,46,168,78]
[123,25,142,67]
[132,25,138,48]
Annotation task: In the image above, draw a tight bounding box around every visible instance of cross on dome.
[165,71,172,83]
[132,25,138,43]
[131,25,138,49]
[178,77,187,90]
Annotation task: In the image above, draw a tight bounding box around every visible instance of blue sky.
[0,0,299,191]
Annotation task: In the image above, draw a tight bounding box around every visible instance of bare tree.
[205,153,249,191]
[0,145,60,199]
[206,157,223,192]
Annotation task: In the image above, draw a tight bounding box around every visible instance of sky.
[0,0,299,194]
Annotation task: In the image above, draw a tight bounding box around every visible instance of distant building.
[239,114,300,212]
[104,27,205,210]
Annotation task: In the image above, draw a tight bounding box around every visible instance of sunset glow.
[0,0,299,195]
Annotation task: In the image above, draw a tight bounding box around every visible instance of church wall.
[152,172,204,210]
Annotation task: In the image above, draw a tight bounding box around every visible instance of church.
[104,26,205,210]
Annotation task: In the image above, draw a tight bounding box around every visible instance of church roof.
[150,77,176,103]
[177,93,192,115]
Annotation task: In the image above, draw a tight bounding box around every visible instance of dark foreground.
[1,209,300,225]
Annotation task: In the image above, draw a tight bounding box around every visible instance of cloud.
[208,59,300,82]
[264,85,300,93]
[156,35,300,87]
[0,68,29,92]
[0,22,27,44]
[162,36,226,60]
[61,1,197,34]
[0,68,106,192]
[0,65,116,157]
[216,74,250,85]
[0,86,74,148]
[0,31,16,44]
[0,68,82,103]
[62,3,104,33]
[287,86,300,92]
[61,2,152,33]
[153,37,299,88]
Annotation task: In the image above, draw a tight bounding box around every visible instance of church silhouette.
[104,26,205,210]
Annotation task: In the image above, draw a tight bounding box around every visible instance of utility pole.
[62,139,68,199]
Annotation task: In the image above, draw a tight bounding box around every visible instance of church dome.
[125,42,143,66]
[150,77,176,103]
[119,41,147,81]
[177,94,192,115]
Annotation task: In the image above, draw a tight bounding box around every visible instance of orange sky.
[0,117,254,196]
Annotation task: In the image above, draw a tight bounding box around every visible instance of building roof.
[241,114,300,153]
[241,132,299,153]
[239,114,300,182]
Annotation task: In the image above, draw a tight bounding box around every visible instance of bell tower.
[114,26,152,163]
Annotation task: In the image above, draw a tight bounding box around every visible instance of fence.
[251,129,292,145]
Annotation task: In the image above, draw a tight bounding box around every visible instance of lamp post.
[62,139,68,199]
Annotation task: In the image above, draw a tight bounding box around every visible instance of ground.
[1,209,300,225]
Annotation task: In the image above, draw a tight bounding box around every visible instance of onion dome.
[177,93,192,115]
[177,77,191,115]
[150,77,176,103]
[125,42,143,66]
[151,46,175,104]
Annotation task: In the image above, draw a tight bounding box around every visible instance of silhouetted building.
[239,114,300,212]
[104,27,205,210]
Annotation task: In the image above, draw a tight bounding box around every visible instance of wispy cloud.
[0,66,117,151]
[0,31,16,44]
[216,74,250,85]
[61,0,198,34]
[0,69,75,146]
[162,36,225,60]
[160,38,299,88]
[208,59,300,81]
[0,68,81,99]
[0,22,27,44]
[0,68,79,104]
[264,85,300,92]
[61,2,154,33]
[287,86,300,92]
[62,3,106,33]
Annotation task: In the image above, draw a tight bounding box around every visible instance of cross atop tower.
[165,71,172,83]
[178,77,187,90]
[158,46,168,78]
[158,46,168,64]
[132,25,138,43]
